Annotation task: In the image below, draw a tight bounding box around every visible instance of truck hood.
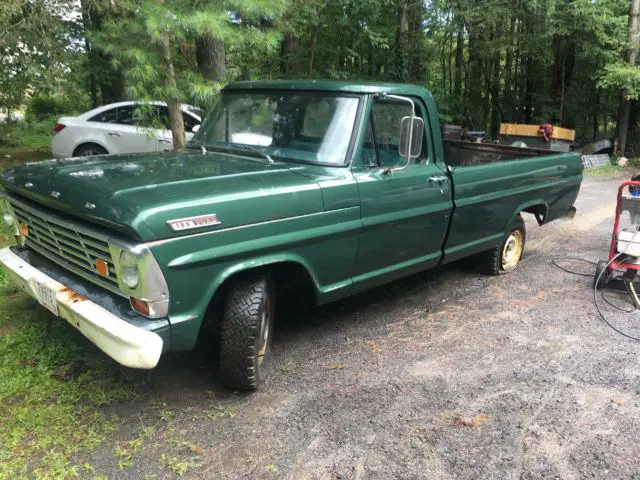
[0,151,324,241]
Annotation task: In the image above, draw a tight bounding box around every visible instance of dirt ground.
[81,174,640,479]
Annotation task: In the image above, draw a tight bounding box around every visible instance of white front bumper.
[0,248,163,369]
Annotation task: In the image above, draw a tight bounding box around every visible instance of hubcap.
[80,149,100,156]
[501,230,524,270]
[257,297,271,366]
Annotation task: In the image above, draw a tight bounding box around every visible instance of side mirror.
[399,116,424,159]
[191,124,200,133]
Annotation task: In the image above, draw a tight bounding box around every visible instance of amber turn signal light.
[130,297,150,317]
[19,224,28,236]
[95,259,109,277]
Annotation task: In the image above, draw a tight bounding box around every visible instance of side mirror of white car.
[191,124,200,133]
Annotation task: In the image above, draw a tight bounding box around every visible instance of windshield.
[191,92,361,165]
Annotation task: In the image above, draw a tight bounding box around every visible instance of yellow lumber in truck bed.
[499,123,575,142]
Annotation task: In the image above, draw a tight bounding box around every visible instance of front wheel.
[480,215,526,276]
[593,261,610,290]
[219,274,274,390]
[74,143,108,157]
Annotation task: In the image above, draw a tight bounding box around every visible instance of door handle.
[428,176,448,185]
[107,131,121,137]
[157,138,172,144]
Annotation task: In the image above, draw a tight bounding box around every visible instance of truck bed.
[444,140,553,167]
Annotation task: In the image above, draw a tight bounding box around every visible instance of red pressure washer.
[594,179,640,308]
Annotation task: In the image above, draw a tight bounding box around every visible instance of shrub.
[25,95,73,121]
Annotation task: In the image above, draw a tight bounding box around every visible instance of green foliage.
[0,118,56,151]
[0,225,133,479]
[93,0,287,110]
[600,64,640,100]
[0,0,87,113]
[25,95,87,122]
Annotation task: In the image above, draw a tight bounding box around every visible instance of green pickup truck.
[0,81,582,389]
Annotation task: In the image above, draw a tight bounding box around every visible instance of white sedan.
[51,101,202,158]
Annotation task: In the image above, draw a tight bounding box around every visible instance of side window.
[362,120,377,167]
[302,100,333,139]
[133,105,170,129]
[116,106,136,126]
[369,99,429,168]
[183,112,200,133]
[155,106,171,129]
[371,101,413,168]
[89,107,118,123]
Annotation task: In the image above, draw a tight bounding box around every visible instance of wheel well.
[522,204,548,225]
[73,142,108,156]
[201,261,317,332]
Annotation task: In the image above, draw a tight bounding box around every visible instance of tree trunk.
[618,0,640,156]
[160,31,185,150]
[394,1,409,82]
[466,29,482,129]
[524,54,534,124]
[490,40,501,136]
[280,34,300,77]
[502,13,516,120]
[309,27,319,77]
[593,86,600,140]
[407,2,424,82]
[195,35,227,81]
[454,29,464,98]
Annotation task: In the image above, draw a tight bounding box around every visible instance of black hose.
[552,253,640,341]
[551,257,597,277]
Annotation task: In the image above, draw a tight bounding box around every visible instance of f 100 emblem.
[167,214,222,231]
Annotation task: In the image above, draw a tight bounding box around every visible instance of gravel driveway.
[84,174,640,479]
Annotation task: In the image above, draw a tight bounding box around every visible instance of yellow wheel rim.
[501,230,524,271]
[257,297,271,366]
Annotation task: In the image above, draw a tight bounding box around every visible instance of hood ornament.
[50,191,61,199]
[25,182,33,188]
[167,214,221,232]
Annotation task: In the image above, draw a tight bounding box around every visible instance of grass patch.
[584,164,631,177]
[0,119,54,152]
[0,224,133,479]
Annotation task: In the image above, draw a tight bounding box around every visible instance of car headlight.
[2,211,13,226]
[120,250,140,289]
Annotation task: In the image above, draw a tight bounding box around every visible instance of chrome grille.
[10,200,122,295]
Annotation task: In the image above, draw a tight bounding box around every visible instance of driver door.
[351,98,452,286]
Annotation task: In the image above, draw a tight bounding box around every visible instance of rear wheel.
[480,215,526,275]
[218,274,274,390]
[74,143,108,157]
[593,261,610,290]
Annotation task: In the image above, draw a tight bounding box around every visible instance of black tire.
[219,275,274,390]
[480,215,526,276]
[73,143,108,157]
[593,261,610,290]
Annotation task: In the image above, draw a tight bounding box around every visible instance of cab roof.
[224,80,431,97]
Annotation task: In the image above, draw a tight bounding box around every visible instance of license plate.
[32,280,59,316]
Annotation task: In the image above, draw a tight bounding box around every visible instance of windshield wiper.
[229,144,274,164]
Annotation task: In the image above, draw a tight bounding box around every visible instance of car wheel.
[74,143,108,157]
[219,274,274,390]
[481,215,526,276]
[593,261,611,290]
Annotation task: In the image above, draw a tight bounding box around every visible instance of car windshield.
[191,92,361,165]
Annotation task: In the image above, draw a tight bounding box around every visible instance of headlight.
[119,250,140,289]
[2,212,13,226]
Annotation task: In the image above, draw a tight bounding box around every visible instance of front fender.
[163,254,321,352]
[150,206,361,352]
[207,253,322,303]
